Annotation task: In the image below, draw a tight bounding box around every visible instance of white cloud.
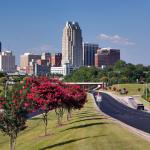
[98,33,135,46]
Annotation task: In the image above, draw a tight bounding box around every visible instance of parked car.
[128,96,134,100]
[137,104,144,110]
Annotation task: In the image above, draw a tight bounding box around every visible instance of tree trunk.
[59,107,64,125]
[43,112,48,136]
[55,107,64,126]
[10,134,16,150]
[67,108,72,121]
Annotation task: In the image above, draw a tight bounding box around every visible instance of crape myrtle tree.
[26,76,50,136]
[0,82,32,150]
[0,75,87,149]
[26,76,87,127]
[44,78,67,126]
[63,84,87,121]
[49,80,87,125]
[27,78,65,134]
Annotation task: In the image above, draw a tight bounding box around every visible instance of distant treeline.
[64,60,150,84]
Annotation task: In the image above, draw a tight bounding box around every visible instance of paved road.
[94,92,150,133]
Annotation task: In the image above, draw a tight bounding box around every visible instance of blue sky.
[0,0,150,65]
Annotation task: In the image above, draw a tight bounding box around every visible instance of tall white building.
[62,21,83,67]
[0,51,16,73]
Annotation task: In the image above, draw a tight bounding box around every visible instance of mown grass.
[0,94,150,150]
[138,96,150,109]
[111,84,149,96]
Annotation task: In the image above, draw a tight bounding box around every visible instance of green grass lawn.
[1,94,150,150]
[138,96,150,109]
[111,84,149,96]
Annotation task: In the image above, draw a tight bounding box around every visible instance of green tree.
[0,83,31,150]
[146,76,150,83]
[100,76,109,83]
[119,76,128,84]
[0,77,7,84]
[12,76,22,82]
[110,77,118,85]
[113,60,126,71]
[0,72,6,78]
[64,66,99,82]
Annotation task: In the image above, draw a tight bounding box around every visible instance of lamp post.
[146,83,148,100]
[4,81,8,98]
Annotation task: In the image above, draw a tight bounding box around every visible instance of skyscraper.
[83,43,99,66]
[62,21,83,67]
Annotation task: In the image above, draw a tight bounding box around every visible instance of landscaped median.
[1,94,150,150]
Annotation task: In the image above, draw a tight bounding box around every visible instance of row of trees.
[0,77,87,150]
[64,60,150,84]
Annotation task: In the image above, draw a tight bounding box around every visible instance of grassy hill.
[111,84,149,96]
[0,94,150,150]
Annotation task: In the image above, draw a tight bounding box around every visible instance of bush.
[138,88,141,92]
[113,87,116,91]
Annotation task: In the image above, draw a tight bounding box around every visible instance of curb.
[89,93,150,143]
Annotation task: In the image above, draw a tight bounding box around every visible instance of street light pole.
[146,83,148,100]
[4,81,8,98]
[143,71,149,100]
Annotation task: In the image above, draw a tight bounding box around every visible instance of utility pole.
[146,83,148,100]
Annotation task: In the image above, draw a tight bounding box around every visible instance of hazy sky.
[0,0,150,65]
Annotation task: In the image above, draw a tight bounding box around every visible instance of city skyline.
[0,0,150,65]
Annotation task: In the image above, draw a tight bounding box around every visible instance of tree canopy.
[63,60,150,84]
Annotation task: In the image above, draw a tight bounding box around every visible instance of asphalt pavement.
[94,92,150,134]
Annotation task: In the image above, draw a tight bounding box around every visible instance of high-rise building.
[83,43,99,66]
[20,53,41,73]
[51,53,62,67]
[29,59,50,76]
[0,42,1,52]
[95,48,120,68]
[62,21,83,67]
[0,51,16,73]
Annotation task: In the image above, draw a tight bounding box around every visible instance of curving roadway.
[94,92,150,133]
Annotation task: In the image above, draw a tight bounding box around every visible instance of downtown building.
[0,51,16,73]
[20,53,41,74]
[61,21,83,67]
[30,59,50,76]
[95,48,120,68]
[41,52,51,61]
[51,53,62,67]
[83,43,99,66]
[20,52,52,75]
